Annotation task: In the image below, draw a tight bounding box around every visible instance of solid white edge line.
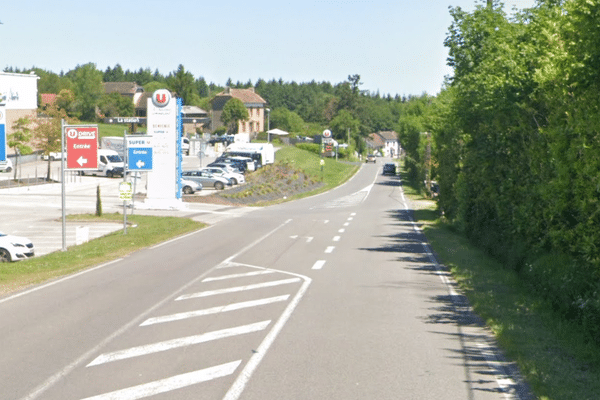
[80,360,241,400]
[2,226,212,306]
[87,320,271,367]
[222,274,312,400]
[0,258,123,305]
[399,184,518,397]
[222,219,292,264]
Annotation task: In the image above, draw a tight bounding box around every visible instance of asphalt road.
[0,159,532,400]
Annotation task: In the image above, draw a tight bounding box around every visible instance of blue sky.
[1,0,537,97]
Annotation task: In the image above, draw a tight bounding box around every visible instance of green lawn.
[0,214,205,296]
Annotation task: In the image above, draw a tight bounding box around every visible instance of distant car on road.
[382,163,396,175]
[182,170,231,190]
[366,154,376,163]
[0,231,34,262]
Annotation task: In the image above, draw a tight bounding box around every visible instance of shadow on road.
[358,204,534,400]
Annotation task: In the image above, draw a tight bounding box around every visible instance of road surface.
[0,160,531,399]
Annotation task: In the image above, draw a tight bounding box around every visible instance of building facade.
[211,87,267,136]
[367,131,401,158]
[0,71,39,136]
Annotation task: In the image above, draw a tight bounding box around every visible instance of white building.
[0,71,39,138]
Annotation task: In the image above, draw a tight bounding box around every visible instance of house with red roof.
[211,87,267,137]
[367,131,401,158]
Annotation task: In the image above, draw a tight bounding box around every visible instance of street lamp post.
[266,108,270,142]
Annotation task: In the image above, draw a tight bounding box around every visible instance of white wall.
[0,72,39,110]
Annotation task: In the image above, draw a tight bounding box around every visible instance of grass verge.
[0,213,205,296]
[400,168,600,400]
[267,145,359,199]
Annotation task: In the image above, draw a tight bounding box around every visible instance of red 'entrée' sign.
[65,126,98,170]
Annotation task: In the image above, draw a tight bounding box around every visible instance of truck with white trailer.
[224,142,275,167]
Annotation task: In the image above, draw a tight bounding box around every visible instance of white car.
[199,167,245,185]
[0,232,35,262]
[42,152,66,161]
[0,158,13,172]
[181,179,202,195]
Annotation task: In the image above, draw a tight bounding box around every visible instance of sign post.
[126,135,153,172]
[65,125,99,170]
[0,93,6,163]
[143,89,184,209]
[119,181,133,234]
[61,124,99,251]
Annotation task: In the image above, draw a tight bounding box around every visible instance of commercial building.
[0,71,39,137]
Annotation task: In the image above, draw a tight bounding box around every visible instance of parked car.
[181,170,231,190]
[207,160,246,174]
[214,156,256,172]
[366,154,376,163]
[382,163,396,175]
[199,167,245,185]
[42,152,66,161]
[0,158,13,172]
[206,162,244,175]
[0,231,34,262]
[181,179,202,195]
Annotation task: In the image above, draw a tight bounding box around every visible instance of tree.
[70,63,104,121]
[33,103,73,180]
[220,98,248,134]
[166,64,195,104]
[270,108,305,133]
[55,89,77,118]
[196,77,209,97]
[9,117,33,180]
[144,81,168,93]
[103,64,125,82]
[329,109,360,142]
[98,92,134,118]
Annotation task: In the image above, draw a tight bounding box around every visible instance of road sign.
[65,125,98,170]
[119,182,133,201]
[0,105,6,162]
[127,136,153,171]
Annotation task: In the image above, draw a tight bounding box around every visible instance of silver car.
[181,170,231,190]
[199,167,245,185]
[181,179,202,194]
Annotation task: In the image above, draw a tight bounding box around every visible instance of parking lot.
[0,155,255,259]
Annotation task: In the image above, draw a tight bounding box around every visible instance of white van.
[80,149,125,178]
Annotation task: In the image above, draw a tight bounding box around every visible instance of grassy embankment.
[400,165,600,400]
[219,145,359,205]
